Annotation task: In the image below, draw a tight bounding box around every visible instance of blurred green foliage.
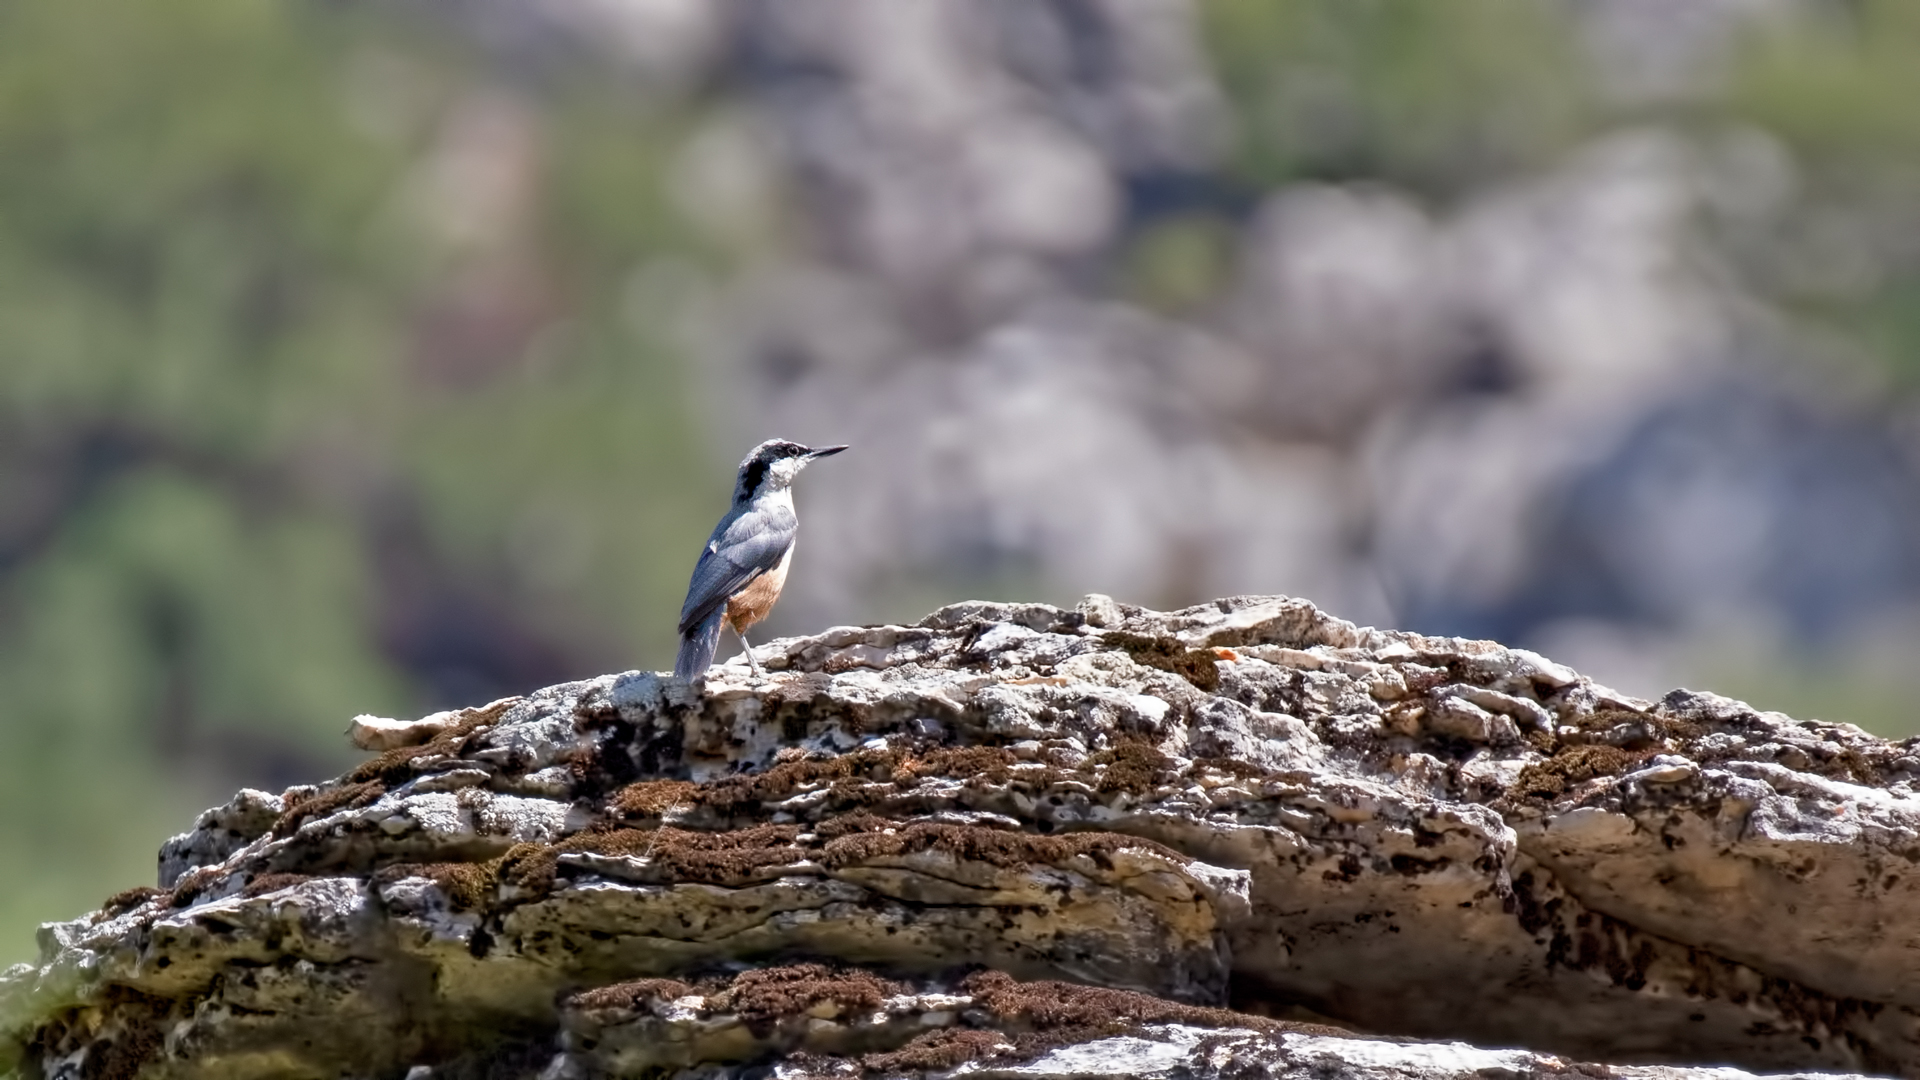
[1201,0,1603,199]
[1729,0,1920,185]
[0,0,718,957]
[1121,214,1236,315]
[1722,0,1920,390]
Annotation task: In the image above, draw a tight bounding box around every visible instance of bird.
[674,439,848,680]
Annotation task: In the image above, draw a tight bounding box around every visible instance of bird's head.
[734,439,847,503]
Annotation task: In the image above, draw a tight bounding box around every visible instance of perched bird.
[674,439,848,679]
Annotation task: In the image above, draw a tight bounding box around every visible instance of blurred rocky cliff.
[543,0,1920,703]
[5,0,1920,955]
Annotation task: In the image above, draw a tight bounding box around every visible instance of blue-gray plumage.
[674,439,847,679]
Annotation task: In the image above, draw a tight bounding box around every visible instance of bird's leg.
[734,625,765,676]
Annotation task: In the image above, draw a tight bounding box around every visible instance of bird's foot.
[736,630,767,678]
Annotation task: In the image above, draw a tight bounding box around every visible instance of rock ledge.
[3,595,1913,1079]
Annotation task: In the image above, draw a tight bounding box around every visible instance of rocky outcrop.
[4,594,1917,1079]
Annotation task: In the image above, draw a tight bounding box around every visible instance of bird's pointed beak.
[805,444,849,460]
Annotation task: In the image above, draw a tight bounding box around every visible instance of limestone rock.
[5,595,1918,1079]
[348,705,495,753]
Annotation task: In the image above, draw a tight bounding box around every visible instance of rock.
[154,788,285,890]
[5,595,1918,1079]
[348,697,523,752]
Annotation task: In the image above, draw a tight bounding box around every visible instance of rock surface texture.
[3,595,1915,1079]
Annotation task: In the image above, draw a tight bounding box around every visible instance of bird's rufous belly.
[725,549,791,633]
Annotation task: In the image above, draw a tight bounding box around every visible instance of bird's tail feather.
[674,611,724,680]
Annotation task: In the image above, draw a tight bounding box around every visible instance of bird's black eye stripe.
[740,458,768,500]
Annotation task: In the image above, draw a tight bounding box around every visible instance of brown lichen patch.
[567,977,698,1013]
[609,779,699,819]
[897,745,1022,788]
[1101,632,1221,691]
[1512,745,1644,804]
[495,840,562,895]
[964,969,1282,1035]
[699,748,893,812]
[558,966,1320,1077]
[272,779,386,838]
[855,971,1344,1075]
[1087,739,1176,795]
[500,824,807,895]
[721,964,904,1028]
[166,866,226,909]
[592,738,1208,838]
[372,860,502,910]
[239,872,315,899]
[1565,707,1701,750]
[813,812,898,840]
[565,967,906,1043]
[1401,665,1456,696]
[100,886,163,918]
[268,701,516,841]
[820,821,1178,872]
[342,698,518,789]
[641,825,809,885]
[1825,747,1885,787]
[1186,756,1273,782]
[718,743,1027,805]
[858,1028,1014,1073]
[1651,714,1706,744]
[599,740,1186,831]
[498,817,1182,901]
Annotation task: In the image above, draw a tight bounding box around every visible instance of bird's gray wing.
[677,502,797,635]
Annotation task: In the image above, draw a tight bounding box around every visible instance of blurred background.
[4,0,1920,957]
